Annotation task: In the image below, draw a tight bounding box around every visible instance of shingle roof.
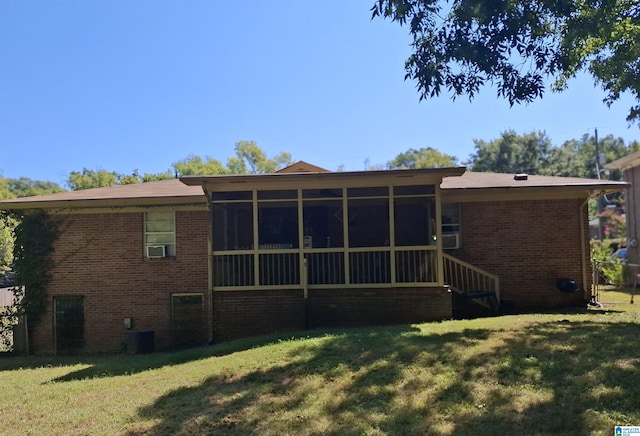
[0,169,627,210]
[441,171,627,190]
[0,179,205,209]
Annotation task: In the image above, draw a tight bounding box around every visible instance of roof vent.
[514,173,528,181]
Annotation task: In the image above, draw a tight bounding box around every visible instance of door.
[54,296,84,354]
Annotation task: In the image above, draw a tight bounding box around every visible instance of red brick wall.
[212,286,451,343]
[308,287,452,328]
[28,197,590,353]
[213,290,305,342]
[32,210,208,353]
[449,198,589,309]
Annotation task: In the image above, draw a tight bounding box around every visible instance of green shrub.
[0,305,18,352]
[590,239,626,287]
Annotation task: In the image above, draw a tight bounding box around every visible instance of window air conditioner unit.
[146,245,166,258]
[442,232,460,250]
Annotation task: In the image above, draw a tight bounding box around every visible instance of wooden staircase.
[443,253,500,318]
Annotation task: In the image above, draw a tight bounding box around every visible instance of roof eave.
[605,150,640,170]
[441,183,627,202]
[180,167,467,187]
[0,195,206,211]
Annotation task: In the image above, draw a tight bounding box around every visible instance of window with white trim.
[441,203,461,249]
[145,211,176,257]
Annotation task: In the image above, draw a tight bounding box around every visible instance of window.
[145,211,176,257]
[441,203,461,249]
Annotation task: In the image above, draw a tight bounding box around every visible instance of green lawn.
[1,288,639,435]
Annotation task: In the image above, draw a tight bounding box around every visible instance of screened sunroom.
[181,165,465,292]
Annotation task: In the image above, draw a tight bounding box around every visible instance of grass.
[1,288,640,435]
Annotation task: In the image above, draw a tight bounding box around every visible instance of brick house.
[0,163,626,354]
[606,152,640,264]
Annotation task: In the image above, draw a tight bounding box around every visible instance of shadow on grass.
[0,328,388,380]
[124,319,640,435]
[504,304,625,315]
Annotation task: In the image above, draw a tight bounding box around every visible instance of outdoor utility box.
[126,330,154,354]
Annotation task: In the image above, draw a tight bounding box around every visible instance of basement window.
[171,293,205,348]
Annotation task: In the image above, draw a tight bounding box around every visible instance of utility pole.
[594,127,604,240]
[595,127,601,179]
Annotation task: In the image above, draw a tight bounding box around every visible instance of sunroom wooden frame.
[181,167,466,296]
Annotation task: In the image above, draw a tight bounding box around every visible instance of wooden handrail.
[443,253,500,303]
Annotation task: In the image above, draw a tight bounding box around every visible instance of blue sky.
[1,0,639,188]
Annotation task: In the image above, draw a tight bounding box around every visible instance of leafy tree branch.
[372,0,640,124]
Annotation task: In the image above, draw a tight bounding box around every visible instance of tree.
[467,130,637,220]
[371,0,640,124]
[7,178,64,197]
[0,176,17,271]
[468,130,639,177]
[543,134,639,179]
[0,175,64,272]
[387,147,458,169]
[226,141,293,174]
[0,213,14,272]
[67,168,175,189]
[172,156,228,176]
[67,168,119,190]
[117,170,141,185]
[469,130,552,174]
[173,142,293,176]
[0,178,12,201]
[140,171,174,182]
[65,142,293,189]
